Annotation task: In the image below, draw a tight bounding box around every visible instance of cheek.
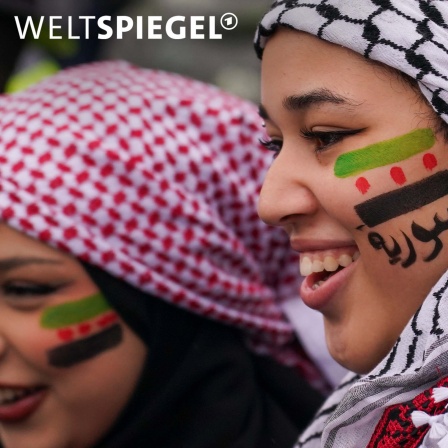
[327,128,441,227]
[12,312,124,372]
[353,155,439,198]
[12,320,61,372]
[43,312,122,369]
[317,175,369,228]
[38,293,123,369]
[323,150,442,231]
[15,315,142,385]
[354,158,445,256]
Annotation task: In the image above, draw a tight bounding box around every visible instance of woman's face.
[0,224,146,448]
[259,29,448,373]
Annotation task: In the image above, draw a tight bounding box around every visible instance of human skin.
[259,28,448,374]
[0,224,146,448]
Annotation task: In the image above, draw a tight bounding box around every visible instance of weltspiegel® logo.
[14,13,239,40]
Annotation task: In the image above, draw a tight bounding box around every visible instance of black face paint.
[368,232,402,265]
[367,212,448,268]
[47,324,123,368]
[355,170,448,227]
[411,214,448,261]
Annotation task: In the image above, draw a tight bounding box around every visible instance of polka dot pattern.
[0,61,323,383]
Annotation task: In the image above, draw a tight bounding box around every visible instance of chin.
[338,358,377,375]
[0,432,60,448]
[0,425,89,448]
[327,339,382,375]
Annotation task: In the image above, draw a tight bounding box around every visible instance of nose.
[258,152,318,227]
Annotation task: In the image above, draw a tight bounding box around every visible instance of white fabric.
[254,0,448,124]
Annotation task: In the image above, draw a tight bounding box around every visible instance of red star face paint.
[423,153,438,171]
[40,293,123,367]
[355,177,371,194]
[390,167,407,186]
[355,170,448,228]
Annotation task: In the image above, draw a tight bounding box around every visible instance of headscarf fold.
[82,263,324,448]
[0,60,324,385]
[254,0,448,123]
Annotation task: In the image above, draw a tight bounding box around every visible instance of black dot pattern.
[254,0,448,122]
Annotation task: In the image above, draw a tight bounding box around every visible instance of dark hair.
[368,58,448,141]
[398,72,448,142]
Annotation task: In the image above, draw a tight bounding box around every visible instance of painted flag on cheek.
[40,293,123,368]
[334,128,437,196]
[333,128,448,268]
[354,170,448,227]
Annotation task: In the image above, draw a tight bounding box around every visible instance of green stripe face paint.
[41,293,123,368]
[334,128,435,178]
[41,292,111,329]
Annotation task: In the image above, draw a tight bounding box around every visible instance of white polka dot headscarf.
[0,61,323,381]
[254,0,448,124]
